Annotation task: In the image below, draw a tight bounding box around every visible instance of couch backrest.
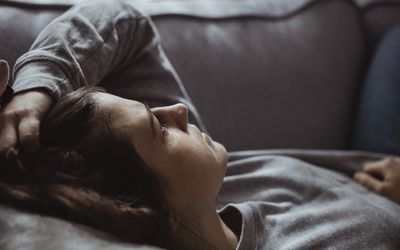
[356,0,400,49]
[1,0,400,151]
[146,0,367,151]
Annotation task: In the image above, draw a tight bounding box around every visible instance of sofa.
[0,0,400,249]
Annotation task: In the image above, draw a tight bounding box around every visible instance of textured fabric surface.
[218,151,400,249]
[0,204,164,250]
[353,25,400,155]
[151,0,366,150]
[361,3,400,50]
[355,0,400,8]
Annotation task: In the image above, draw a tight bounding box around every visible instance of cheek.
[163,138,217,172]
[159,142,224,200]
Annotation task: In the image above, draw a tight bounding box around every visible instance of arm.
[354,157,400,205]
[12,0,158,100]
[0,0,203,153]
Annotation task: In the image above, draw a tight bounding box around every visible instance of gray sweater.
[11,1,400,249]
[219,150,400,249]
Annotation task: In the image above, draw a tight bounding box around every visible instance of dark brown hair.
[0,87,177,248]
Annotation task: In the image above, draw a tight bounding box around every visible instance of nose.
[153,103,189,132]
[173,103,189,131]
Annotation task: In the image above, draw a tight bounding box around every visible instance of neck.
[174,203,238,250]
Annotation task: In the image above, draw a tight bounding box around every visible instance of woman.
[0,85,235,249]
[0,86,399,250]
[0,1,399,249]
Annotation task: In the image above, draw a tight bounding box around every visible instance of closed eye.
[155,114,167,135]
[144,103,167,136]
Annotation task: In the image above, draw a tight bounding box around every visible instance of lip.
[202,132,212,145]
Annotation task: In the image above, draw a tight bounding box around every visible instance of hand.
[354,157,400,205]
[0,88,53,153]
[0,60,53,154]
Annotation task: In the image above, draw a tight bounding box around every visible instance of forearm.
[12,0,153,101]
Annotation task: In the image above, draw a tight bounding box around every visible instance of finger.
[0,120,18,153]
[18,116,41,153]
[354,171,384,193]
[0,60,10,95]
[363,160,386,178]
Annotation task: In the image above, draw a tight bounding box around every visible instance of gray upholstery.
[1,0,400,249]
[150,0,365,151]
[358,0,400,49]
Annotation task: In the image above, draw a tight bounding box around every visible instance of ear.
[0,60,10,96]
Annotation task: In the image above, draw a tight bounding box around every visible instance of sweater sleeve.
[11,0,159,101]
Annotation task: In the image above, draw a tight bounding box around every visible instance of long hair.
[0,87,177,248]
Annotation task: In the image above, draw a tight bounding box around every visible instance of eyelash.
[156,115,167,135]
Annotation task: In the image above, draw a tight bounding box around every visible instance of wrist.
[12,89,54,114]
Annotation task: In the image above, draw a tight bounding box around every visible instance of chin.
[215,141,228,167]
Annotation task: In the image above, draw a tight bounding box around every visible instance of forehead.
[92,92,149,132]
[93,92,142,113]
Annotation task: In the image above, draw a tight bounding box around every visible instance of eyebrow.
[144,103,156,139]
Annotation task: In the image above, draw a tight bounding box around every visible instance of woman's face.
[94,93,228,209]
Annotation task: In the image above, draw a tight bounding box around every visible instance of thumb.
[0,60,10,96]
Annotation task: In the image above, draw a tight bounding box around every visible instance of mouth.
[188,124,213,146]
